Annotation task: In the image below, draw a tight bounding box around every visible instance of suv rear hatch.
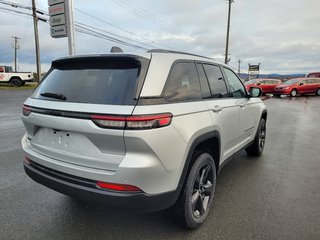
[22,55,149,171]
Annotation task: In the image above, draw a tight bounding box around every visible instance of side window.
[258,80,265,85]
[307,79,315,84]
[163,62,202,102]
[203,64,228,98]
[223,68,247,98]
[196,64,211,99]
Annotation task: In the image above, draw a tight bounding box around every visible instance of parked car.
[21,50,267,229]
[0,66,33,87]
[244,78,282,94]
[307,72,320,78]
[274,78,320,97]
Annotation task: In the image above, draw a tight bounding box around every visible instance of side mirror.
[249,87,262,97]
[298,82,303,86]
[256,82,261,86]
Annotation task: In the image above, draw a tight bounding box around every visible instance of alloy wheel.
[259,120,266,151]
[192,163,214,218]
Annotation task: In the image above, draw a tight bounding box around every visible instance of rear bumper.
[24,160,179,212]
[23,79,34,83]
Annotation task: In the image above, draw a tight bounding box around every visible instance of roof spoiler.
[110,46,124,53]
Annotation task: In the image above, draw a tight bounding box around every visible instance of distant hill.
[239,73,305,81]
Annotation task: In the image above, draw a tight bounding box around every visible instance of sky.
[0,0,319,74]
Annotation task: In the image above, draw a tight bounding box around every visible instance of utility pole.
[224,0,234,64]
[12,36,20,72]
[237,59,241,76]
[32,0,41,84]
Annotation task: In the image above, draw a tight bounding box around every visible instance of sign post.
[48,0,75,55]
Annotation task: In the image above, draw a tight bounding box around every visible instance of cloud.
[0,0,319,74]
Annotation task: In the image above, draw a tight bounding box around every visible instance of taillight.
[22,105,32,116]
[91,113,172,130]
[91,115,126,129]
[96,181,142,192]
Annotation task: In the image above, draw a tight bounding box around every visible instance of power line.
[1,1,161,51]
[74,8,173,50]
[112,0,193,39]
[0,6,32,17]
[75,21,158,49]
[75,24,149,50]
[115,0,190,37]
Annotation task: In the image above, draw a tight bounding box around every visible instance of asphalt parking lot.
[1,89,319,240]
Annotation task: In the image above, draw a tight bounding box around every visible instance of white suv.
[21,50,267,228]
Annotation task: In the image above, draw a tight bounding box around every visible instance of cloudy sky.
[0,0,319,74]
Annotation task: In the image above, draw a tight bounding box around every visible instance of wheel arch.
[9,76,22,81]
[261,109,267,122]
[177,131,221,193]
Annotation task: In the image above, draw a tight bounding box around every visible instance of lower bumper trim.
[24,162,179,212]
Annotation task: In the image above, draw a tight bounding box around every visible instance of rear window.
[32,57,145,105]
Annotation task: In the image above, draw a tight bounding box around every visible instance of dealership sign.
[48,0,67,38]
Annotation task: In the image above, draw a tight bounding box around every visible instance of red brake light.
[91,113,172,130]
[22,105,32,116]
[126,113,172,129]
[96,181,142,192]
[91,115,126,129]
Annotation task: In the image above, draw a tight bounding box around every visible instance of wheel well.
[261,111,267,122]
[10,76,22,81]
[193,137,220,173]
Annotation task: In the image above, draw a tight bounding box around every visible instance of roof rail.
[147,49,213,60]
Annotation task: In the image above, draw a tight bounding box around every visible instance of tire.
[316,88,320,96]
[10,78,22,87]
[175,152,216,229]
[245,118,266,156]
[290,89,297,97]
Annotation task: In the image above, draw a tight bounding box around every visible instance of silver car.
[22,50,267,229]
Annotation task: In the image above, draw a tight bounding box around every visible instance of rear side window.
[196,63,211,99]
[163,62,202,102]
[32,57,143,105]
[203,64,228,98]
[223,68,247,98]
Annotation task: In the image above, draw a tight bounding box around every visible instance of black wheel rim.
[191,163,214,218]
[259,121,266,151]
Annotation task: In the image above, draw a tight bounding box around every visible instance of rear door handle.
[212,105,223,112]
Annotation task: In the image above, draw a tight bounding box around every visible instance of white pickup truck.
[0,66,33,87]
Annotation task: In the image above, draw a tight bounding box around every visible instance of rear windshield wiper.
[40,92,67,101]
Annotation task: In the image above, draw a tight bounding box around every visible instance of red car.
[245,78,282,94]
[273,78,320,97]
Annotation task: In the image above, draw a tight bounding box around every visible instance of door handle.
[212,105,223,112]
[239,103,246,108]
